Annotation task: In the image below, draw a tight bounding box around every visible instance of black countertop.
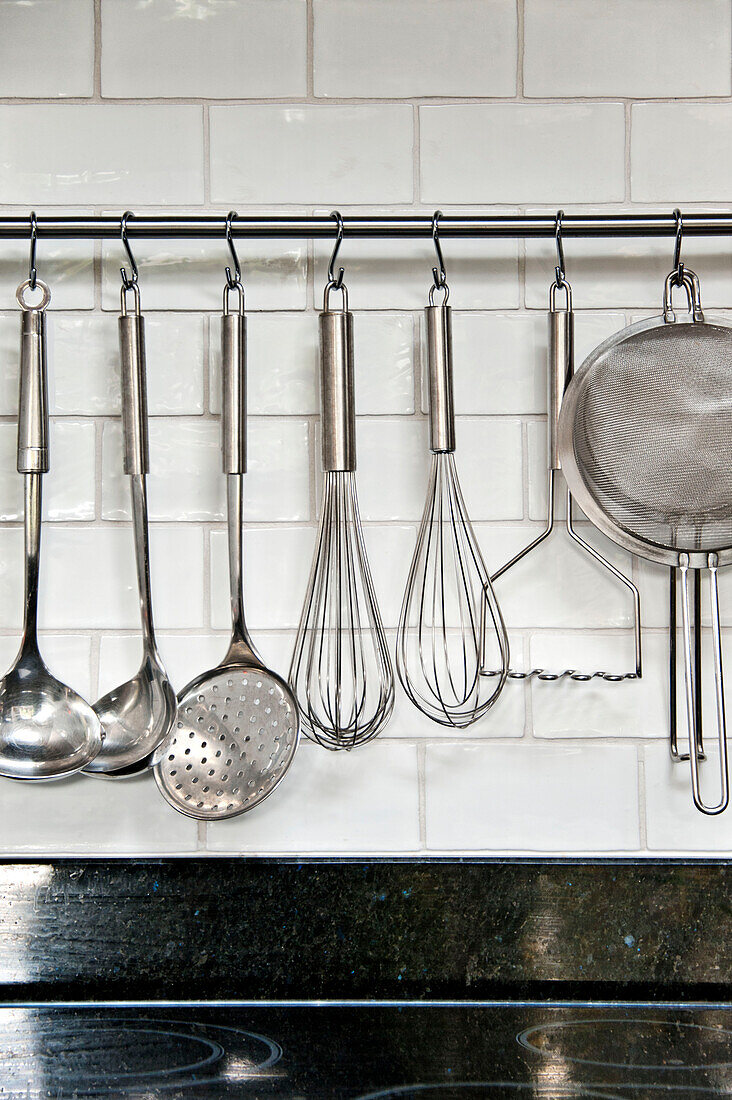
[1,1002,730,1097]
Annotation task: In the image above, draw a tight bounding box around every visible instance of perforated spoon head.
[153,661,299,820]
[0,641,103,780]
[85,652,176,775]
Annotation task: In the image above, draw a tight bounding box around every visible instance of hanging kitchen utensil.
[0,222,103,779]
[289,212,394,749]
[482,211,642,683]
[397,212,509,726]
[558,261,730,815]
[154,215,299,819]
[85,214,176,777]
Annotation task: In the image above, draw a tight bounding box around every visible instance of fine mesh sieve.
[559,268,731,814]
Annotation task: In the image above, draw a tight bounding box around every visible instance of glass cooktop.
[0,1002,729,1098]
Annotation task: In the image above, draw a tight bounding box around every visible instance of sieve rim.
[557,312,732,571]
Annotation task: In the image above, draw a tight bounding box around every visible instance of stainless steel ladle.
[84,276,176,776]
[0,280,103,780]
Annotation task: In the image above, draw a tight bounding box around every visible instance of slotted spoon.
[153,280,299,819]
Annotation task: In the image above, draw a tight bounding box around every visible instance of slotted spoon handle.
[222,284,246,474]
[16,280,50,475]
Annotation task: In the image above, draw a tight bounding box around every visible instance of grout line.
[637,745,648,850]
[412,104,421,205]
[306,0,315,100]
[516,0,525,99]
[417,742,427,848]
[202,105,211,206]
[624,101,633,203]
[93,0,103,101]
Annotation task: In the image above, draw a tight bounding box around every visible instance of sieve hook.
[672,208,684,286]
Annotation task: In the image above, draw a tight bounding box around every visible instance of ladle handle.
[425,303,455,454]
[119,310,149,476]
[320,304,355,472]
[17,282,50,475]
[548,294,574,472]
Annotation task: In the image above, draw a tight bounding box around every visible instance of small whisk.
[289,213,394,749]
[481,211,641,682]
[397,213,510,726]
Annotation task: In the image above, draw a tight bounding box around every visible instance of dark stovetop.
[1,1002,730,1098]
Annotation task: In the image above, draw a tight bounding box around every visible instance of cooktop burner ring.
[517,1017,732,1072]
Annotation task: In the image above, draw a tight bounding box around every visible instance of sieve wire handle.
[679,554,729,815]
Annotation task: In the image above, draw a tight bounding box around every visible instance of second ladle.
[84,281,176,775]
[0,280,103,780]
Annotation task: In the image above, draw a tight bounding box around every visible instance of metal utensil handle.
[549,283,573,472]
[221,286,248,646]
[222,283,246,475]
[320,301,355,472]
[425,303,455,454]
[679,553,729,815]
[16,280,50,475]
[119,289,149,476]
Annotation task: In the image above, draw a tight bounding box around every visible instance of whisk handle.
[425,304,455,454]
[548,305,573,471]
[320,307,355,472]
[222,309,247,474]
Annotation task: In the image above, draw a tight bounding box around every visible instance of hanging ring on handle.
[28,210,38,291]
[429,209,449,304]
[225,210,242,290]
[550,209,571,310]
[120,211,139,292]
[672,208,685,287]
[327,210,345,291]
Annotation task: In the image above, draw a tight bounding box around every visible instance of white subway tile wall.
[0,0,727,855]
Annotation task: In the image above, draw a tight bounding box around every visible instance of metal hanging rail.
[2,212,732,240]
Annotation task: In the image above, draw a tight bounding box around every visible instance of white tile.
[421,105,625,204]
[210,313,318,416]
[0,0,94,97]
[455,418,524,522]
[0,229,94,311]
[644,742,732,853]
[448,313,545,416]
[531,632,664,738]
[425,743,640,851]
[0,634,92,702]
[53,313,204,416]
[0,420,95,521]
[102,0,307,98]
[313,211,520,309]
[524,0,731,98]
[362,525,419,629]
[524,205,701,310]
[213,311,415,417]
[0,106,204,205]
[101,232,307,312]
[210,526,314,631]
[0,526,205,631]
[356,418,429,521]
[0,774,197,854]
[207,741,420,854]
[210,105,413,205]
[479,523,637,630]
[99,631,295,701]
[632,104,732,203]
[314,0,516,97]
[354,314,415,415]
[102,417,310,522]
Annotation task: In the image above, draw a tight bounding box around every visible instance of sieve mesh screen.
[571,322,732,553]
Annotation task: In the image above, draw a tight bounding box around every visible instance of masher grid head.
[154,666,298,820]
